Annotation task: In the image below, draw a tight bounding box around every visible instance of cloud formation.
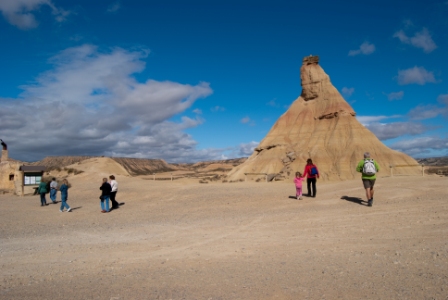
[210,106,225,112]
[0,45,216,162]
[365,122,432,140]
[348,42,375,56]
[396,66,436,85]
[237,141,258,156]
[390,137,448,156]
[356,115,400,125]
[240,117,251,124]
[0,0,69,29]
[386,91,404,101]
[266,98,279,107]
[393,28,437,53]
[341,87,354,97]
[107,1,121,13]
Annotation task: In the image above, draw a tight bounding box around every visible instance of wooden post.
[422,164,424,177]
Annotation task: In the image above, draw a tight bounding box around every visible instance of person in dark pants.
[38,180,48,206]
[99,178,111,213]
[109,175,119,209]
[303,158,320,197]
[59,179,71,212]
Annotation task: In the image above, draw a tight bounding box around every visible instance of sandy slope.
[1,174,447,299]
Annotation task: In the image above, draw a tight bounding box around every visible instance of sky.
[0,0,447,162]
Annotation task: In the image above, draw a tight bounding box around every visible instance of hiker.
[37,180,48,206]
[59,179,71,212]
[49,178,58,204]
[109,175,119,209]
[356,152,380,207]
[303,158,320,197]
[99,178,111,213]
[293,171,305,200]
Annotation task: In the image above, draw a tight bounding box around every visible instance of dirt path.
[1,175,447,299]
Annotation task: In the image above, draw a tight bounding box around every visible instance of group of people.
[37,175,120,213]
[293,152,379,207]
[37,178,71,212]
[99,175,119,213]
[37,153,379,213]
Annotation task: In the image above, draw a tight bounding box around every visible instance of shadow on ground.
[341,195,367,206]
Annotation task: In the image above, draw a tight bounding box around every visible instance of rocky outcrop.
[227,55,419,181]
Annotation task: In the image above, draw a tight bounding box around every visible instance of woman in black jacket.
[99,178,111,213]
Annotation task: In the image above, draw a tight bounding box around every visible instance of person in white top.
[49,178,58,204]
[109,175,119,209]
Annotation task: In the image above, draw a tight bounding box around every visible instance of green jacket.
[38,182,47,194]
[356,159,380,179]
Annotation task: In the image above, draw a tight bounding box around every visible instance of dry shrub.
[199,179,208,184]
[426,166,448,176]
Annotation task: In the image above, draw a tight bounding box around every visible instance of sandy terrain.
[1,173,447,299]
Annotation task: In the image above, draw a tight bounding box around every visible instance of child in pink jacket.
[293,171,305,200]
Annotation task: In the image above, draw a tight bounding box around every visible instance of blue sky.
[1,0,447,162]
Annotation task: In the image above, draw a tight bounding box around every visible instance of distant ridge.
[110,157,177,175]
[30,156,94,169]
[416,157,448,166]
[26,156,248,176]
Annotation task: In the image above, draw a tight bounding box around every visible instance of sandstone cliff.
[227,56,419,181]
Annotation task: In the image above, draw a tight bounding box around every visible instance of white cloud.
[240,116,251,124]
[387,91,404,101]
[348,42,375,56]
[0,0,69,29]
[192,108,202,114]
[238,141,259,156]
[365,122,432,140]
[266,98,279,107]
[0,45,217,162]
[408,105,442,120]
[396,66,436,85]
[437,94,448,105]
[211,105,225,112]
[107,1,120,13]
[356,115,400,125]
[341,87,354,97]
[240,116,255,126]
[390,137,448,156]
[393,28,437,53]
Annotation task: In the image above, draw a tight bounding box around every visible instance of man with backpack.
[356,152,380,207]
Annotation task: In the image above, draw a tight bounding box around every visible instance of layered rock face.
[227,56,419,181]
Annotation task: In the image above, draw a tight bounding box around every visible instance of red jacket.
[303,164,319,179]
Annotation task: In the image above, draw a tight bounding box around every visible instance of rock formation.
[227,55,419,181]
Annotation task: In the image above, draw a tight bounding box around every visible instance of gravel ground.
[1,174,447,299]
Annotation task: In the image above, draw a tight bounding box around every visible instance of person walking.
[38,180,48,206]
[59,179,71,212]
[99,178,111,213]
[109,175,119,210]
[303,158,320,197]
[356,152,380,207]
[293,171,305,200]
[49,178,58,204]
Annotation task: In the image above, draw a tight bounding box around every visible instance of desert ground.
[1,171,447,299]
